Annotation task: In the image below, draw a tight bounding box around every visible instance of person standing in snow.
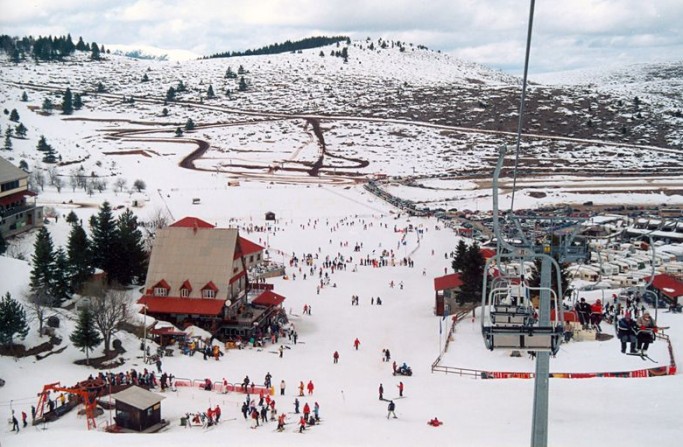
[251,408,260,428]
[299,381,305,396]
[397,381,404,397]
[299,415,307,432]
[279,345,284,358]
[280,379,286,395]
[307,380,315,395]
[303,402,311,421]
[387,400,397,419]
[11,412,19,432]
[333,351,339,363]
[353,338,361,350]
[294,397,300,414]
[379,383,384,400]
[313,402,320,421]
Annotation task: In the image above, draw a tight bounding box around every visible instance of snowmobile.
[393,363,412,376]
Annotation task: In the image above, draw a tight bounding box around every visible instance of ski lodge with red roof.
[645,273,683,310]
[138,217,286,340]
[433,273,464,316]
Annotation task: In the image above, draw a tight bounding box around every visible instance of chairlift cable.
[510,0,536,212]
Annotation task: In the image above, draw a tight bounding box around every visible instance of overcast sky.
[1,0,681,74]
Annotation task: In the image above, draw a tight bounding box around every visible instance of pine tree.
[50,247,71,304]
[21,91,28,102]
[42,98,53,114]
[15,123,27,138]
[30,227,55,294]
[0,292,29,347]
[9,108,19,122]
[141,73,149,82]
[166,87,176,101]
[90,201,118,281]
[184,118,195,131]
[67,221,95,291]
[528,255,569,301]
[3,127,12,151]
[66,210,79,224]
[175,127,183,137]
[96,82,106,93]
[176,80,186,92]
[76,36,86,51]
[91,42,101,60]
[451,239,468,272]
[37,135,50,151]
[458,242,485,304]
[62,87,73,115]
[70,307,102,364]
[238,76,247,92]
[73,93,83,110]
[112,209,147,285]
[207,84,215,98]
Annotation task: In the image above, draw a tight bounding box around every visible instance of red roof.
[0,190,36,206]
[480,248,496,259]
[138,296,224,316]
[252,290,286,307]
[434,273,463,291]
[170,217,215,229]
[180,280,192,292]
[645,274,683,299]
[239,237,264,256]
[151,279,171,291]
[202,281,219,292]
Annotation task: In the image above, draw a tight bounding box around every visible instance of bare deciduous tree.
[142,208,170,251]
[47,166,59,186]
[114,177,127,193]
[25,286,57,338]
[88,288,131,353]
[32,170,45,191]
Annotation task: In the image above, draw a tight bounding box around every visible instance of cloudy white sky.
[0,0,681,73]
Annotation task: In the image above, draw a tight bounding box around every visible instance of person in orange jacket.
[590,299,603,332]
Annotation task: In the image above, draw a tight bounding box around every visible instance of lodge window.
[202,289,216,298]
[180,288,190,297]
[154,287,168,297]
[249,255,254,263]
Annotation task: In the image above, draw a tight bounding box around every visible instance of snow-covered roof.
[111,386,165,410]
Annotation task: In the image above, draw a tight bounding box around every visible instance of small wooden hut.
[111,386,166,433]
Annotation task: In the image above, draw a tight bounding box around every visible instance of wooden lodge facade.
[111,386,166,433]
[138,217,286,340]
